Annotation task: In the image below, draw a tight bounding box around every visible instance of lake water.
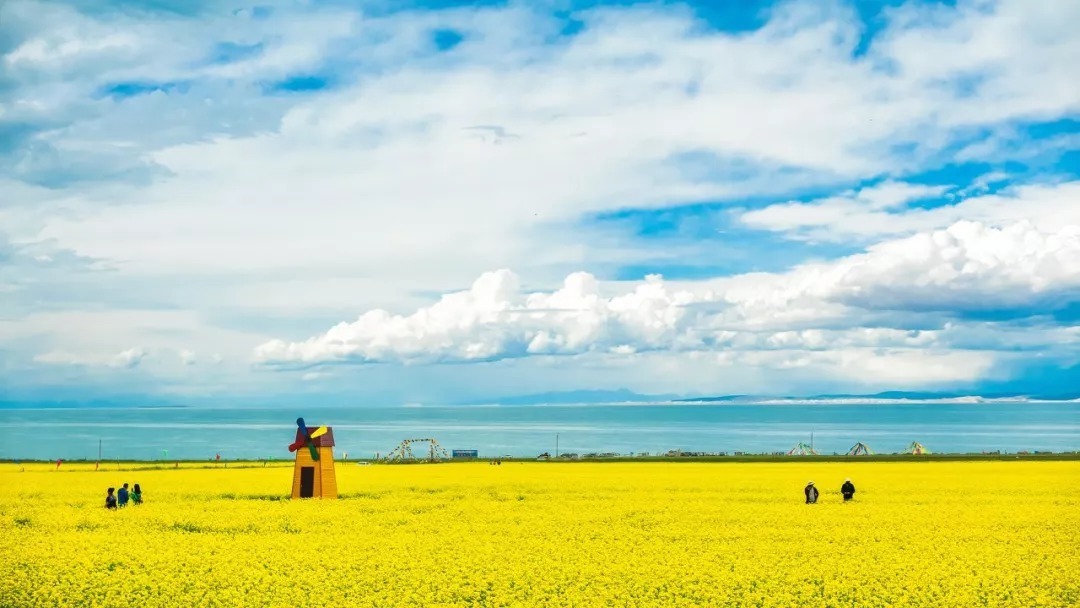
[3,401,1078,461]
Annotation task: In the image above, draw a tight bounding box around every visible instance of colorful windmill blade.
[310,426,328,439]
[288,417,320,461]
[287,417,308,452]
[301,418,319,461]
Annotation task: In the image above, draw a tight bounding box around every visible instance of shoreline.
[4,452,1079,467]
[4,399,1079,411]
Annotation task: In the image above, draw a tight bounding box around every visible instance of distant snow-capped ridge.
[753,396,990,405]
[679,394,1080,405]
[475,389,1080,407]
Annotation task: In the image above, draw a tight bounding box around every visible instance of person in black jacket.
[841,478,856,501]
[804,481,819,504]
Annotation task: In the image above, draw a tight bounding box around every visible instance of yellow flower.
[0,461,1077,607]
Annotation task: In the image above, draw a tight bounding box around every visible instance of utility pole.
[98,439,102,462]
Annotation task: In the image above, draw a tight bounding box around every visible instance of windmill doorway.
[299,467,315,498]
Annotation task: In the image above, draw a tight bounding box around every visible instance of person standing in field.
[804,481,819,504]
[105,487,117,509]
[131,483,143,505]
[117,483,130,507]
[841,478,856,501]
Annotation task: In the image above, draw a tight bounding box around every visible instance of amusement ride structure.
[847,442,874,456]
[906,441,931,455]
[385,438,451,463]
[786,442,819,456]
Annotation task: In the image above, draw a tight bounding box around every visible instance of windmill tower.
[847,442,874,456]
[288,418,338,499]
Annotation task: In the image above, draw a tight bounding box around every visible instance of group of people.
[803,478,856,503]
[104,482,143,509]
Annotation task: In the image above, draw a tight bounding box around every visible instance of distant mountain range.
[0,399,190,409]
[678,390,1080,403]
[471,389,1080,405]
[467,388,684,406]
[3,389,1077,410]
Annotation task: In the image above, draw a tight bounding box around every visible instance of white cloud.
[254,270,704,365]
[31,351,91,366]
[727,220,1080,318]
[740,180,1080,242]
[4,32,139,66]
[33,346,148,369]
[738,179,951,239]
[0,309,264,384]
[855,181,950,210]
[110,347,148,369]
[873,0,1080,126]
[5,0,1080,398]
[713,348,997,387]
[24,0,1080,284]
[256,220,1080,375]
[179,349,197,365]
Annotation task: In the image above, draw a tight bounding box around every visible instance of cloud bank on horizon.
[1,0,1078,404]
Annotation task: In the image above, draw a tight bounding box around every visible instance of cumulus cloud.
[254,270,705,365]
[722,220,1080,320]
[256,220,1080,368]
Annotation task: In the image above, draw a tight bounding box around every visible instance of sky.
[1,0,1079,406]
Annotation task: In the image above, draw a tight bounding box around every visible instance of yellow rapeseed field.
[1,461,1078,607]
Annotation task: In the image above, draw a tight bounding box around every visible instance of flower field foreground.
[2,461,1078,607]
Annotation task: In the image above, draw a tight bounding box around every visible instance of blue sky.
[1,0,1079,405]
